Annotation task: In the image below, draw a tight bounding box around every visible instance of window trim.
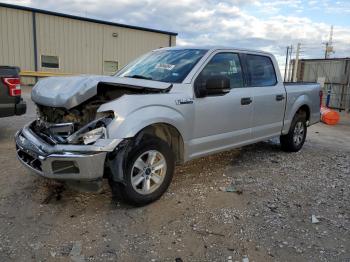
[243,54,278,87]
[238,53,249,87]
[40,54,60,69]
[193,51,245,91]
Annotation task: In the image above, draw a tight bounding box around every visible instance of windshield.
[116,49,208,83]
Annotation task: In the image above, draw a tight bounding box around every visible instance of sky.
[3,0,350,72]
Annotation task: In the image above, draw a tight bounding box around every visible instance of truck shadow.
[31,139,285,209]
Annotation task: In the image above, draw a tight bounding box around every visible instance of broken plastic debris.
[69,241,82,257]
[226,185,238,192]
[311,215,320,224]
[220,185,243,194]
[69,241,85,262]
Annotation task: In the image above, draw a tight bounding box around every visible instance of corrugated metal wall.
[35,13,172,74]
[0,5,176,83]
[301,60,347,84]
[298,59,350,110]
[0,7,35,70]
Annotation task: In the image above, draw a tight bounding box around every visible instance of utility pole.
[288,45,293,82]
[284,46,290,82]
[292,43,301,82]
[324,25,334,59]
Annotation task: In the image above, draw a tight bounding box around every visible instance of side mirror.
[195,75,230,98]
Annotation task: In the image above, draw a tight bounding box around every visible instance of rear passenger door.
[243,54,286,140]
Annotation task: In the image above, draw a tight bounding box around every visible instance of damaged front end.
[15,75,172,188]
[33,108,114,146]
[15,110,122,183]
[15,97,122,186]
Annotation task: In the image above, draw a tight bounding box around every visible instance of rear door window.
[246,55,277,87]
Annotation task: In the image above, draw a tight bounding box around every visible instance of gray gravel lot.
[0,87,349,261]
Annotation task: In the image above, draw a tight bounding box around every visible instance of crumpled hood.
[31,75,172,109]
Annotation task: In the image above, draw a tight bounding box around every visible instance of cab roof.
[159,46,273,56]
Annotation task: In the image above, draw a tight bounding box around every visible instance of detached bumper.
[15,122,122,181]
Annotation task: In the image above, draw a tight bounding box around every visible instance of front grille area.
[16,146,42,172]
[30,121,60,145]
[52,160,79,174]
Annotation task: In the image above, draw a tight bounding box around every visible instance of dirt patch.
[0,88,349,261]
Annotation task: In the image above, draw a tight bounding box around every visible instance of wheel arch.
[282,95,312,134]
[133,122,185,164]
[297,104,310,121]
[280,105,308,152]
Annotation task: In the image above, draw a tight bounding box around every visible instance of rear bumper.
[0,100,26,117]
[15,122,122,181]
[310,111,321,126]
[15,100,26,115]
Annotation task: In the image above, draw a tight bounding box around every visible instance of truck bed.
[283,81,321,133]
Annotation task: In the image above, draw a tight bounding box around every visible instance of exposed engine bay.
[36,85,129,128]
[32,84,167,145]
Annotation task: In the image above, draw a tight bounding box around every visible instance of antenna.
[324,25,335,59]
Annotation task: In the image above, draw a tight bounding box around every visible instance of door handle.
[241,97,252,105]
[276,94,285,101]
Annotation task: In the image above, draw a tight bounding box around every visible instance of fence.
[322,83,350,111]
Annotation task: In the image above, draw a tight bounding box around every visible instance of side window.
[246,54,277,86]
[198,53,244,88]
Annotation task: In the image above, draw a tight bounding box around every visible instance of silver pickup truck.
[15,47,321,205]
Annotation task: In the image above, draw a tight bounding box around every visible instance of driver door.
[188,52,253,159]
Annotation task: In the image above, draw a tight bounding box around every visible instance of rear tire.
[109,137,175,206]
[280,112,307,152]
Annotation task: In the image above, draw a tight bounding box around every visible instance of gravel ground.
[0,87,349,262]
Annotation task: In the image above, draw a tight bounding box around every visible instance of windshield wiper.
[125,74,153,80]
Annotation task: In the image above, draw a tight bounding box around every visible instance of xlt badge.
[175,98,194,105]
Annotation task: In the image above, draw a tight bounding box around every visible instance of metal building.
[0,3,177,84]
[291,58,350,111]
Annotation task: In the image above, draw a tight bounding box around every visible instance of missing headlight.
[96,110,115,120]
[66,113,114,144]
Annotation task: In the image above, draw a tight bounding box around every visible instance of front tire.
[109,137,175,206]
[280,112,307,152]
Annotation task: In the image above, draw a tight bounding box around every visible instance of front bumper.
[15,121,122,181]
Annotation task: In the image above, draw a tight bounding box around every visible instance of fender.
[97,94,193,142]
[102,104,190,184]
[282,94,311,134]
[107,105,189,141]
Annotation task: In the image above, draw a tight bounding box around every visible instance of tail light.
[319,90,323,108]
[1,77,21,96]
